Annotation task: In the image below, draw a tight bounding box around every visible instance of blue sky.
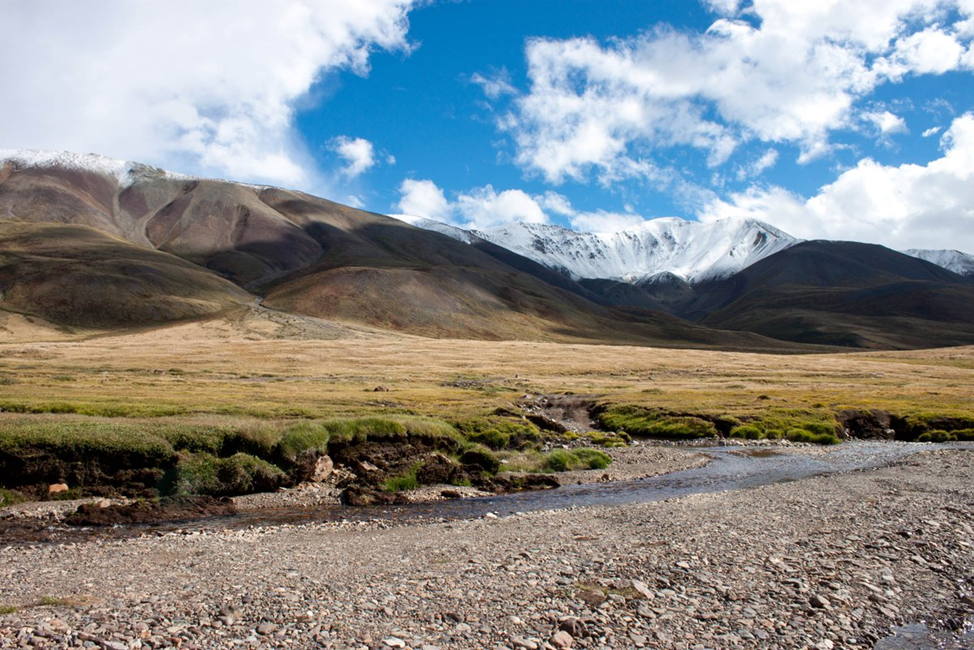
[3,0,974,250]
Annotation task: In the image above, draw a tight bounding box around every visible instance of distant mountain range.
[397,214,974,283]
[2,149,973,350]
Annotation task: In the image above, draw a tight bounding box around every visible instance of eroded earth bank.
[0,448,972,650]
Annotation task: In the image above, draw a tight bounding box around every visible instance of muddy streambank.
[1,442,961,548]
[1,448,972,650]
[0,444,707,545]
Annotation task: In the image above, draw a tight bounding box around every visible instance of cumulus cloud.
[699,113,974,252]
[396,180,645,232]
[331,136,379,178]
[502,0,974,183]
[863,111,908,135]
[398,179,452,222]
[0,0,416,189]
[455,186,549,229]
[923,126,943,137]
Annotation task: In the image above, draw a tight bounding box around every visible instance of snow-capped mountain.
[903,249,974,277]
[0,148,195,188]
[393,214,481,245]
[395,215,799,284]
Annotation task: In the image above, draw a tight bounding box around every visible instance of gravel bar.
[0,449,971,650]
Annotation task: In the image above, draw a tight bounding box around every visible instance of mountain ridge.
[0,148,802,350]
[3,148,972,350]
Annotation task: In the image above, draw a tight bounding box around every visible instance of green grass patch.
[0,399,188,417]
[727,409,842,444]
[0,488,26,508]
[0,605,17,615]
[277,421,331,461]
[580,431,630,447]
[455,417,541,450]
[729,425,765,440]
[383,464,421,492]
[596,405,717,440]
[36,596,73,607]
[784,429,842,445]
[165,452,286,496]
[543,448,612,472]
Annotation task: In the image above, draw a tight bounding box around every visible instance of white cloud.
[455,186,549,229]
[699,113,974,252]
[890,26,965,75]
[0,1,416,190]
[471,70,517,100]
[737,148,779,180]
[702,0,743,16]
[503,0,974,183]
[398,179,451,221]
[396,180,644,232]
[862,110,908,138]
[332,136,377,178]
[923,126,943,137]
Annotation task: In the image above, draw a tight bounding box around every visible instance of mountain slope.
[0,222,253,326]
[0,149,799,349]
[690,241,974,349]
[396,215,798,283]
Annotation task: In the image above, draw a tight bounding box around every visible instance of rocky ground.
[1,448,972,650]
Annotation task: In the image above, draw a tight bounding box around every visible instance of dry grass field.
[1,308,972,425]
[0,307,971,505]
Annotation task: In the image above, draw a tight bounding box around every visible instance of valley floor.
[1,449,972,650]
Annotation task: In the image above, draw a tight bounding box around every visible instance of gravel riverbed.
[1,448,971,650]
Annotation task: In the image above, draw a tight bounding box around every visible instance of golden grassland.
[1,313,972,427]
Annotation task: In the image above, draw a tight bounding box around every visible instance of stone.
[311,455,334,482]
[257,622,277,635]
[550,630,573,648]
[47,483,69,495]
[631,580,654,600]
[383,638,406,648]
[809,594,831,609]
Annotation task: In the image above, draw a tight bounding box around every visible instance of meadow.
[1,315,972,500]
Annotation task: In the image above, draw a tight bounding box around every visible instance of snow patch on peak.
[0,148,195,189]
[391,214,482,244]
[474,217,798,283]
[395,214,798,284]
[903,249,974,276]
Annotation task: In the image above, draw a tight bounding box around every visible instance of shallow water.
[874,623,974,650]
[8,441,966,546]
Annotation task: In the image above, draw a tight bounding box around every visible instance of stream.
[5,440,966,546]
